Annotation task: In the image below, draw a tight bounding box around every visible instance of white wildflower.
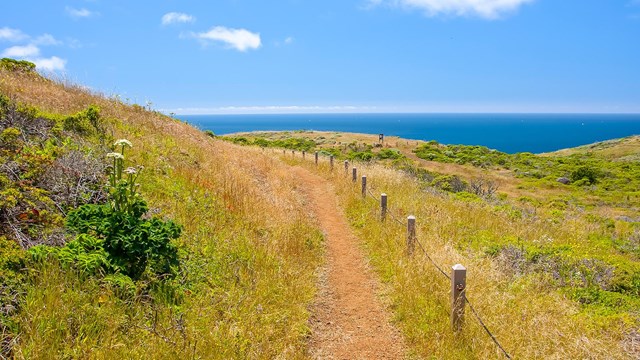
[113,139,133,148]
[124,167,137,174]
[106,152,124,160]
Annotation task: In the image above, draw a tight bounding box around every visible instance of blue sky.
[1,0,639,114]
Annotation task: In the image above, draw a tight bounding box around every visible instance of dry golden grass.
[2,69,637,359]
[1,70,325,358]
[547,136,640,160]
[283,153,636,359]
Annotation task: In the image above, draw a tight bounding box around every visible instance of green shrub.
[431,175,467,192]
[0,236,27,305]
[570,166,600,185]
[204,130,216,138]
[377,148,403,160]
[348,150,374,162]
[63,105,102,136]
[33,140,182,281]
[0,58,36,73]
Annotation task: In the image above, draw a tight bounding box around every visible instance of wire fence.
[286,151,513,359]
[357,163,511,359]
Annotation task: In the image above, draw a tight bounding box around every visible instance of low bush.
[30,140,182,282]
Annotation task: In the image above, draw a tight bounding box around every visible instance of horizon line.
[166,110,640,116]
[161,105,640,116]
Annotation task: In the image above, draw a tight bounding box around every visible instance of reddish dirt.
[291,166,406,359]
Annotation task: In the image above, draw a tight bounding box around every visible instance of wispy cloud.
[162,12,195,25]
[275,36,294,47]
[165,105,378,115]
[30,56,67,72]
[1,44,40,58]
[369,0,535,19]
[0,27,67,72]
[65,6,97,19]
[33,34,62,46]
[0,27,29,42]
[193,26,261,52]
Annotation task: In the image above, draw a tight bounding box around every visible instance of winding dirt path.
[291,166,406,359]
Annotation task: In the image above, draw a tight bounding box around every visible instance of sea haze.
[180,113,640,154]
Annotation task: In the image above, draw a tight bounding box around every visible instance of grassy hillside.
[1,61,638,359]
[226,130,640,358]
[0,63,324,358]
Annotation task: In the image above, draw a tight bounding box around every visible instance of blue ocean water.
[180,113,640,154]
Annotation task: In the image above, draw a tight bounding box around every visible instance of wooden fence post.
[330,155,334,171]
[315,151,318,165]
[352,167,357,182]
[407,215,416,256]
[381,193,387,221]
[361,175,367,198]
[292,150,295,156]
[451,264,467,332]
[302,151,306,159]
[344,160,349,175]
[283,149,286,155]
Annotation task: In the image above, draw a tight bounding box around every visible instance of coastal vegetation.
[0,60,637,358]
[1,62,323,358]
[225,130,640,358]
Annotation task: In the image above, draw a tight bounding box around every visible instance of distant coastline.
[181,113,640,154]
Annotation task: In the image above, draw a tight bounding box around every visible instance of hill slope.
[1,64,638,359]
[1,64,324,358]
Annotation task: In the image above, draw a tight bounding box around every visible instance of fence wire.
[294,155,512,359]
[357,174,512,360]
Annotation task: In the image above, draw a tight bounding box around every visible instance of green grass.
[282,153,638,359]
[1,68,325,359]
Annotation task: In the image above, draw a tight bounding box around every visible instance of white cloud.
[30,56,66,72]
[194,26,261,52]
[284,36,294,44]
[0,27,28,42]
[371,0,535,19]
[65,6,96,18]
[0,27,67,72]
[2,44,40,58]
[162,12,195,25]
[33,34,62,46]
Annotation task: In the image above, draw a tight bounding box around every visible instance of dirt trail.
[291,166,406,359]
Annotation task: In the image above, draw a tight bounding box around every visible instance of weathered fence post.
[315,151,319,165]
[302,151,306,159]
[330,155,334,171]
[283,149,286,155]
[407,215,416,256]
[344,160,349,175]
[292,150,295,156]
[352,167,357,182]
[451,264,467,332]
[381,193,387,221]
[361,175,367,198]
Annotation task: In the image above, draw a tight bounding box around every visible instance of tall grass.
[285,154,635,359]
[1,70,324,358]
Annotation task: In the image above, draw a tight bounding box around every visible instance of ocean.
[180,113,640,154]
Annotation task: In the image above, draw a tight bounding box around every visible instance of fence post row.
[352,167,357,182]
[315,151,319,165]
[406,215,416,256]
[380,193,387,222]
[330,155,334,171]
[361,175,367,198]
[451,264,467,332]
